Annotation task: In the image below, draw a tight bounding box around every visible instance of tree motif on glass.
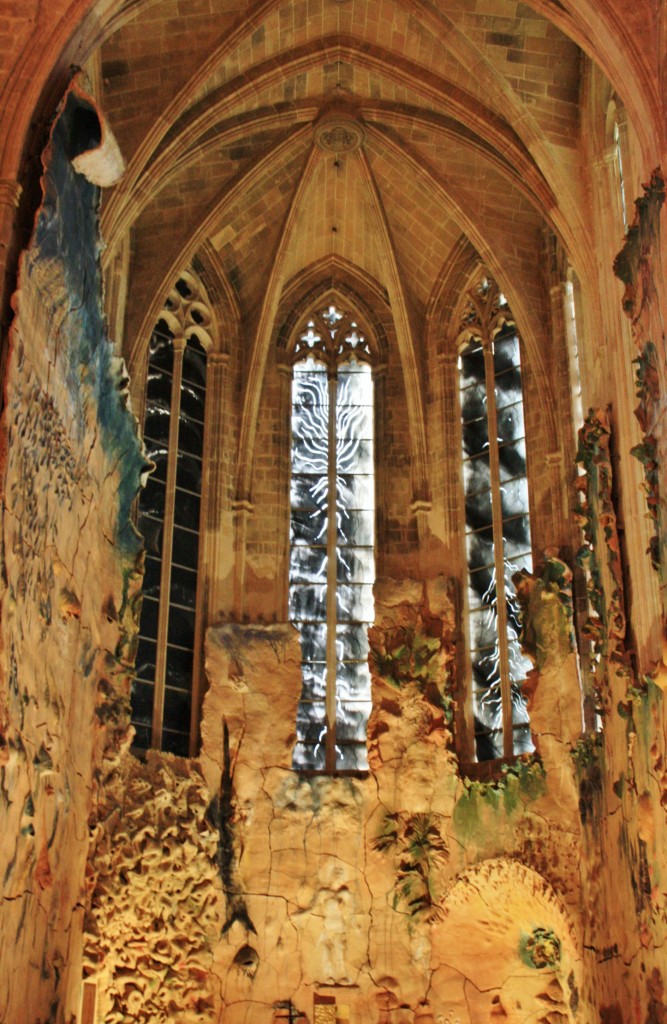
[132,271,211,756]
[289,305,375,771]
[458,277,534,761]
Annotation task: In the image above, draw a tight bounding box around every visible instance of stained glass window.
[289,305,374,772]
[458,278,534,761]
[132,272,210,756]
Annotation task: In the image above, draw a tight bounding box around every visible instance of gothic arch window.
[287,302,375,772]
[457,276,534,762]
[132,270,214,755]
[606,98,629,232]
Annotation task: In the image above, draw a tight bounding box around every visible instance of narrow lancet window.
[289,305,375,772]
[458,278,534,761]
[132,272,210,755]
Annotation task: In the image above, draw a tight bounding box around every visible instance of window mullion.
[151,340,185,748]
[483,341,513,760]
[325,369,338,772]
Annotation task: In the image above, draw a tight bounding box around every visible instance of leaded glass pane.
[460,381,487,421]
[179,381,205,422]
[499,439,527,481]
[497,402,524,445]
[462,417,489,459]
[163,686,191,731]
[337,509,374,545]
[173,487,201,529]
[335,624,370,660]
[459,343,485,388]
[463,453,491,496]
[176,453,202,492]
[299,664,327,701]
[293,742,326,771]
[500,476,528,519]
[131,680,154,725]
[135,637,157,682]
[466,526,494,571]
[139,595,159,638]
[465,488,493,531]
[336,661,371,699]
[337,474,374,508]
[165,644,194,686]
[336,547,374,583]
[289,583,327,621]
[290,545,328,584]
[336,701,371,741]
[296,701,327,744]
[172,525,199,569]
[335,744,368,771]
[291,509,327,545]
[299,623,328,660]
[177,415,204,455]
[148,325,174,371]
[182,343,206,386]
[336,583,374,622]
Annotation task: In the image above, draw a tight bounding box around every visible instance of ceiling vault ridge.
[101,0,286,207]
[367,126,559,451]
[102,114,309,252]
[101,36,547,249]
[128,124,313,371]
[234,141,323,507]
[355,144,430,505]
[365,122,586,319]
[523,0,662,158]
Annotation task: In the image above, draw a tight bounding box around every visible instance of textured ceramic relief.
[614,171,666,592]
[367,577,457,771]
[575,409,627,710]
[514,555,575,672]
[84,752,221,1023]
[0,79,144,1022]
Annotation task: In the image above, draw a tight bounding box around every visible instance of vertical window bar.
[152,339,185,748]
[483,340,514,760]
[325,369,338,772]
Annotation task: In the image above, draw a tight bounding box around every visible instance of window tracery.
[288,303,375,772]
[457,276,534,761]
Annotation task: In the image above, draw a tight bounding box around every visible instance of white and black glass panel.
[460,326,533,761]
[290,353,374,772]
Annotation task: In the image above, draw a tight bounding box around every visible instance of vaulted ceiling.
[91,0,599,367]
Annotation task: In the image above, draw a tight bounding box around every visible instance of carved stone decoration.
[613,171,666,597]
[575,409,627,711]
[514,555,575,673]
[83,751,222,1023]
[159,267,219,350]
[313,99,366,153]
[513,554,583,790]
[0,80,145,1022]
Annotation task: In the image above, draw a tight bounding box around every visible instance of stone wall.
[172,574,592,1023]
